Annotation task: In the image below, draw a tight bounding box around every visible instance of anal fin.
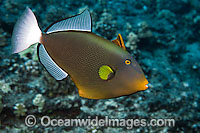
[38,44,68,80]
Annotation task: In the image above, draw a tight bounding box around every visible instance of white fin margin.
[46,10,91,34]
[38,44,68,80]
[12,7,41,54]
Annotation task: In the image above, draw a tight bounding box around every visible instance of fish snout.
[142,79,149,91]
[128,77,149,92]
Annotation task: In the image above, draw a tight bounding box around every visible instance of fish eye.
[125,59,131,65]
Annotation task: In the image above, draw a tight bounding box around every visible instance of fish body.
[11,8,148,99]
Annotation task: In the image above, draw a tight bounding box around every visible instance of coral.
[0,28,7,47]
[18,44,38,61]
[13,103,27,117]
[32,94,45,113]
[157,9,176,25]
[125,22,133,33]
[0,80,11,94]
[193,16,200,25]
[125,32,139,51]
[95,9,117,40]
[86,125,101,133]
[137,21,152,38]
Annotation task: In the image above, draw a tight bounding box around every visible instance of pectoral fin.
[112,34,126,50]
[98,65,115,80]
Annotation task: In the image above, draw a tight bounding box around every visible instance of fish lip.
[144,80,149,90]
[144,84,148,89]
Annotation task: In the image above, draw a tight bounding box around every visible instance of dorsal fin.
[112,34,126,50]
[45,10,92,34]
[38,44,68,80]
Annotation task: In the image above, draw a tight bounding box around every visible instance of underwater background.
[0,0,200,132]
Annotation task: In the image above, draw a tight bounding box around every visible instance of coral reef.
[13,103,27,117]
[0,0,199,132]
[0,80,11,94]
[0,28,7,47]
[125,32,139,51]
[137,21,152,39]
[32,94,45,113]
[18,44,38,61]
[95,9,117,39]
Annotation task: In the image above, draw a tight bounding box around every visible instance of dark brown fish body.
[11,8,148,99]
[41,31,147,99]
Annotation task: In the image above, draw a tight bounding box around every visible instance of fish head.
[113,53,148,96]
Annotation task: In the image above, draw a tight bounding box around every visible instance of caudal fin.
[11,7,42,54]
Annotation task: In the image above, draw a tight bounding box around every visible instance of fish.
[11,7,148,99]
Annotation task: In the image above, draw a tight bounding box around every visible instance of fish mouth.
[141,80,149,90]
[144,83,148,89]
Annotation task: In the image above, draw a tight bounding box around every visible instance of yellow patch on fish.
[98,65,114,80]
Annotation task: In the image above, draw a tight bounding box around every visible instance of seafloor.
[0,0,200,132]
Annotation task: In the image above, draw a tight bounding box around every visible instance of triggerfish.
[11,8,148,99]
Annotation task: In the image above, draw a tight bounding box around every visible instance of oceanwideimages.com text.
[25,115,175,129]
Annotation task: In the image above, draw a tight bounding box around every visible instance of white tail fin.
[11,7,42,54]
